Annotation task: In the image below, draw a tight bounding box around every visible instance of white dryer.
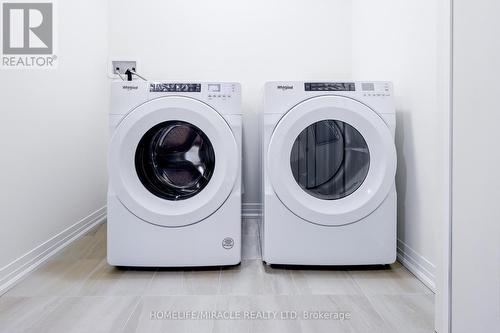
[261,81,397,265]
[108,81,241,267]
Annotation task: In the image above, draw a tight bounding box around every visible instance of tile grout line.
[118,268,156,332]
[119,295,142,332]
[68,224,108,298]
[255,218,262,261]
[363,293,396,331]
[347,269,413,331]
[346,271,394,330]
[398,264,435,295]
[217,268,222,295]
[71,258,108,298]
[144,268,157,293]
[346,270,364,294]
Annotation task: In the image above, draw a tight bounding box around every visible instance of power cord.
[124,69,133,81]
[116,71,125,81]
[115,66,148,81]
[124,69,148,81]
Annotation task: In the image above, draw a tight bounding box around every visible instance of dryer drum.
[290,120,370,200]
[135,120,216,201]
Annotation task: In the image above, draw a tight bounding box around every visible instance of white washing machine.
[108,81,241,267]
[261,81,397,265]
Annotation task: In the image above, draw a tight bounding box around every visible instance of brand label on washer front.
[277,85,294,91]
[222,237,234,250]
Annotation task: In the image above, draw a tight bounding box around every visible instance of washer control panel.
[206,83,236,100]
[150,83,201,93]
[148,82,238,100]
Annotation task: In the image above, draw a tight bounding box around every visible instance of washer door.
[109,96,238,227]
[267,95,396,226]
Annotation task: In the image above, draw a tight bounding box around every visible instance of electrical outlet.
[112,60,137,75]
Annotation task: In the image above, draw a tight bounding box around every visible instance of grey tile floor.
[0,219,434,333]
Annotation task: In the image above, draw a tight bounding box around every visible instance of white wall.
[0,0,108,289]
[351,0,448,291]
[108,0,352,208]
[452,0,500,331]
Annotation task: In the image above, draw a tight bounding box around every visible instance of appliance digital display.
[150,83,201,92]
[361,82,375,91]
[305,82,355,91]
[208,84,221,92]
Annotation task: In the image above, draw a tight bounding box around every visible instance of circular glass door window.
[290,120,370,200]
[135,121,215,201]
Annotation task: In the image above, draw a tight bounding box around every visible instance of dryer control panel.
[305,82,355,91]
[358,82,391,97]
[303,81,391,97]
[264,81,394,115]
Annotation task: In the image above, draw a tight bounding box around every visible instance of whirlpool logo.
[1,1,57,69]
[277,85,294,91]
[122,85,138,91]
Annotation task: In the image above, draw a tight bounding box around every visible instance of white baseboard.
[397,239,436,292]
[0,206,107,295]
[242,202,262,218]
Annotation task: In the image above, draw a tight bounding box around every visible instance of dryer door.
[109,96,239,227]
[267,95,396,226]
